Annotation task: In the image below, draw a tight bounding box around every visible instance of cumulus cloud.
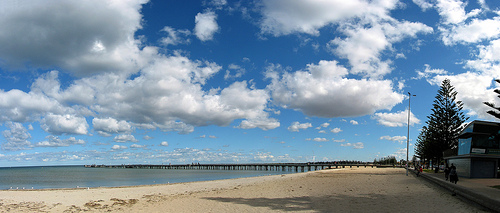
[350,120,359,125]
[113,134,138,143]
[329,21,433,77]
[415,64,448,79]
[1,122,32,151]
[160,26,191,46]
[35,135,85,147]
[0,89,67,123]
[41,114,88,135]
[259,0,391,36]
[266,61,405,118]
[426,72,499,118]
[312,137,328,142]
[130,144,146,148]
[112,145,127,150]
[287,122,312,132]
[11,53,276,135]
[341,142,364,149]
[93,118,132,136]
[412,0,433,11]
[331,128,342,134]
[259,0,432,78]
[160,141,169,146]
[194,11,219,41]
[373,109,420,127]
[380,135,407,143]
[0,0,149,76]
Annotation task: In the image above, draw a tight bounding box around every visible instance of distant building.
[445,120,500,178]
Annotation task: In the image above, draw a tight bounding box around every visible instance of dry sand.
[0,167,488,212]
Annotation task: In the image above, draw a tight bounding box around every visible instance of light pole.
[406,92,415,176]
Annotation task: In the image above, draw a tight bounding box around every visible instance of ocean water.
[0,166,293,190]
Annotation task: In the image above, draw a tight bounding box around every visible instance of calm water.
[0,166,292,190]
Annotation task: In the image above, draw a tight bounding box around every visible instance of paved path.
[417,170,500,212]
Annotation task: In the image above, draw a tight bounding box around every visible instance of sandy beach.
[0,167,488,212]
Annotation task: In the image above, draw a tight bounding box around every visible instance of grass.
[490,185,500,190]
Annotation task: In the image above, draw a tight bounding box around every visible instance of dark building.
[445,120,500,178]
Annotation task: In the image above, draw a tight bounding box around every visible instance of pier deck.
[85,163,379,172]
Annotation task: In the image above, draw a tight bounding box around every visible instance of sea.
[0,165,293,190]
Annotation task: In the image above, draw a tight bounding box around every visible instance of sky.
[1,0,500,167]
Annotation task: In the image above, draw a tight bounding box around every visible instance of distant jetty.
[85,163,382,172]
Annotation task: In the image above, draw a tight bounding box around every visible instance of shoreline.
[0,167,488,212]
[0,172,296,192]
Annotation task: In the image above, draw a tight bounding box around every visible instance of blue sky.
[1,0,500,167]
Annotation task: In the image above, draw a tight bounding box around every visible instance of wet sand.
[0,167,488,212]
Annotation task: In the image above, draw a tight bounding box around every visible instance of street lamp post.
[406,92,415,176]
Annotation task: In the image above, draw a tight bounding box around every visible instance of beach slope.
[0,168,488,212]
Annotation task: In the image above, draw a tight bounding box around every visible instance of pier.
[85,163,377,172]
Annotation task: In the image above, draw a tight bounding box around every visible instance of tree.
[484,79,500,119]
[416,79,468,164]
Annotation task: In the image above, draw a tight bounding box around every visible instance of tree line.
[414,78,500,165]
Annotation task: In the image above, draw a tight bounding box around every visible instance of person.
[444,165,450,181]
[449,165,458,184]
[416,165,422,177]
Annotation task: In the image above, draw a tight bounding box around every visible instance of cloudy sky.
[1,0,499,167]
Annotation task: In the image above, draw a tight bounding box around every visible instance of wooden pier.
[85,163,376,172]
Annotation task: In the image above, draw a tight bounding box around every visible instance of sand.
[0,167,488,212]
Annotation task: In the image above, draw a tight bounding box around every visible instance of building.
[445,120,500,178]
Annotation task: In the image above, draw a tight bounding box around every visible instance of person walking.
[449,164,458,184]
[444,165,450,181]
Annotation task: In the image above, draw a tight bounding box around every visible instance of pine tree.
[484,79,500,119]
[419,79,468,163]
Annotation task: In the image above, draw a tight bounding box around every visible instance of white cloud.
[426,72,499,118]
[258,0,432,78]
[313,137,328,142]
[1,122,32,151]
[93,117,132,136]
[41,114,88,135]
[373,109,420,127]
[160,141,169,146]
[441,17,500,45]
[331,127,342,134]
[0,0,149,76]
[266,61,405,118]
[412,0,433,11]
[287,122,312,132]
[341,142,364,149]
[224,64,246,80]
[112,145,127,150]
[194,11,219,41]
[113,134,138,143]
[350,120,359,125]
[380,135,407,143]
[35,136,85,147]
[22,54,275,134]
[258,0,394,36]
[0,88,67,123]
[416,64,448,79]
[160,26,191,46]
[333,139,346,143]
[329,21,433,77]
[130,144,146,148]
[435,0,469,24]
[320,123,330,128]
